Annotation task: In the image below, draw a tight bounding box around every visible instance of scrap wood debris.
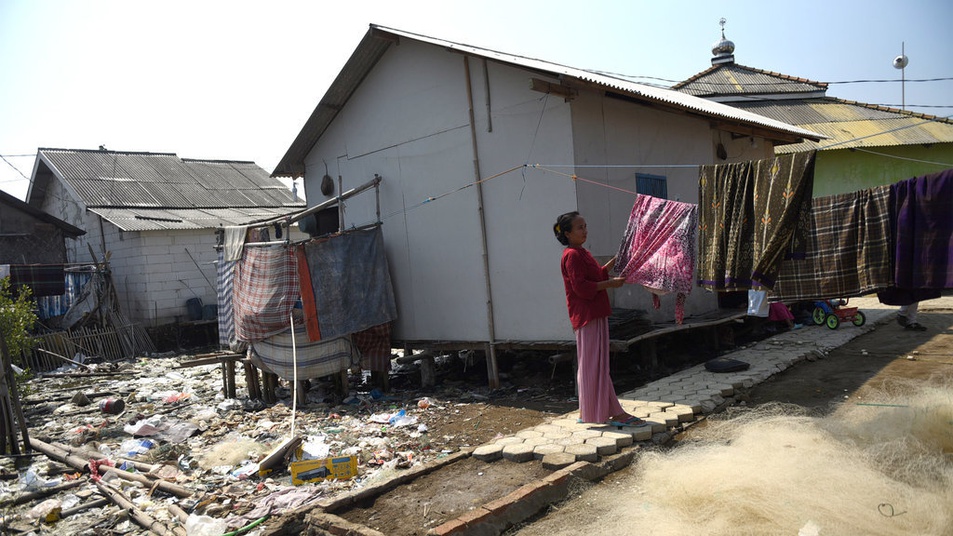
[0,351,569,534]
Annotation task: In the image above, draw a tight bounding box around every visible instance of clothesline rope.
[530,164,640,196]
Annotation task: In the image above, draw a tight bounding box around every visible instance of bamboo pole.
[34,347,90,369]
[0,332,29,454]
[51,441,159,474]
[27,437,90,472]
[1,479,85,506]
[97,465,192,498]
[95,480,178,536]
[167,502,189,524]
[29,437,191,498]
[61,497,109,518]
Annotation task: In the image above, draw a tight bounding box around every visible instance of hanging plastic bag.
[747,289,770,317]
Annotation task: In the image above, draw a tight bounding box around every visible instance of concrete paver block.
[632,426,653,441]
[502,443,535,463]
[522,436,554,447]
[542,431,572,441]
[472,444,503,462]
[598,430,634,447]
[564,443,599,462]
[641,418,669,434]
[570,430,603,441]
[495,436,526,446]
[584,436,618,456]
[541,452,577,470]
[516,430,543,440]
[670,405,696,423]
[553,437,579,446]
[533,444,566,459]
[648,412,679,427]
[533,424,563,434]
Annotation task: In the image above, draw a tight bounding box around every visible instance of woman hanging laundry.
[554,211,645,427]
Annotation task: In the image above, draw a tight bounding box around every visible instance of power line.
[591,70,953,87]
[0,155,31,180]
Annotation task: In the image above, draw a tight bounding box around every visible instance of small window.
[636,173,667,199]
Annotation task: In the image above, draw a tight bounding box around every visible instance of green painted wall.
[813,143,953,197]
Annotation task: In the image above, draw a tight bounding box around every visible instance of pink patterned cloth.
[233,245,300,343]
[615,194,698,324]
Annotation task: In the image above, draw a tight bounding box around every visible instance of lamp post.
[893,42,909,111]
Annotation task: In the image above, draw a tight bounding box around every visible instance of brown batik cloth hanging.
[697,151,815,291]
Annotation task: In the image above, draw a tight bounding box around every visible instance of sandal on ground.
[904,322,927,331]
[607,415,647,427]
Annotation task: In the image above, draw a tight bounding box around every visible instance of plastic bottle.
[388,409,406,425]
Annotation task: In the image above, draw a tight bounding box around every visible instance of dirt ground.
[301,305,953,536]
[11,303,949,535]
[506,306,953,535]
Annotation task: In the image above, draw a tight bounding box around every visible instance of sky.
[1,0,951,201]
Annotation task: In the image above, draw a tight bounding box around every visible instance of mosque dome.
[711,18,736,65]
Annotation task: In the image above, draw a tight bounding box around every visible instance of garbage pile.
[0,352,555,535]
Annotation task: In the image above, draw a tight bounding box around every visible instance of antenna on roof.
[892,42,909,111]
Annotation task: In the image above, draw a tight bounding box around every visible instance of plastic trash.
[120,438,156,457]
[388,409,406,425]
[417,397,431,409]
[231,463,259,480]
[27,498,62,523]
[185,514,228,536]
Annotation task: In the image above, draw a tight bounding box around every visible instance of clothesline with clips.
[229,138,953,234]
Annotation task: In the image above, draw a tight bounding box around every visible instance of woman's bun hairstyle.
[553,211,579,246]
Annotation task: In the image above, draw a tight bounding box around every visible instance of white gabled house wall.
[37,178,222,326]
[300,37,775,344]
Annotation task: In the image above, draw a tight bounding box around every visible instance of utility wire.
[0,155,31,180]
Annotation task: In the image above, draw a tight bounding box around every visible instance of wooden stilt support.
[243,359,261,400]
[225,358,236,399]
[0,332,29,455]
[262,372,278,404]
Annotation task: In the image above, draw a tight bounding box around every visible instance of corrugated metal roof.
[674,64,826,97]
[39,149,304,213]
[673,63,953,154]
[727,99,953,153]
[0,188,85,236]
[776,116,953,154]
[272,25,823,177]
[88,206,305,232]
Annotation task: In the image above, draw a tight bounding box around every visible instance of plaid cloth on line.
[250,325,358,381]
[215,250,239,349]
[774,185,892,300]
[233,245,300,343]
[353,322,393,372]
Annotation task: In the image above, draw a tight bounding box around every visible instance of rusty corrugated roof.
[674,63,953,153]
[674,64,827,97]
[35,148,304,231]
[728,98,953,153]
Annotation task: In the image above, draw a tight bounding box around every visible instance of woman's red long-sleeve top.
[561,246,611,330]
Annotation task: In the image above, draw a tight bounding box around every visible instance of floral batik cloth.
[614,194,697,324]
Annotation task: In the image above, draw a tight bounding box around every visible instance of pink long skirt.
[575,316,624,423]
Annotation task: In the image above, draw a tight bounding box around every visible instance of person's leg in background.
[898,302,926,330]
